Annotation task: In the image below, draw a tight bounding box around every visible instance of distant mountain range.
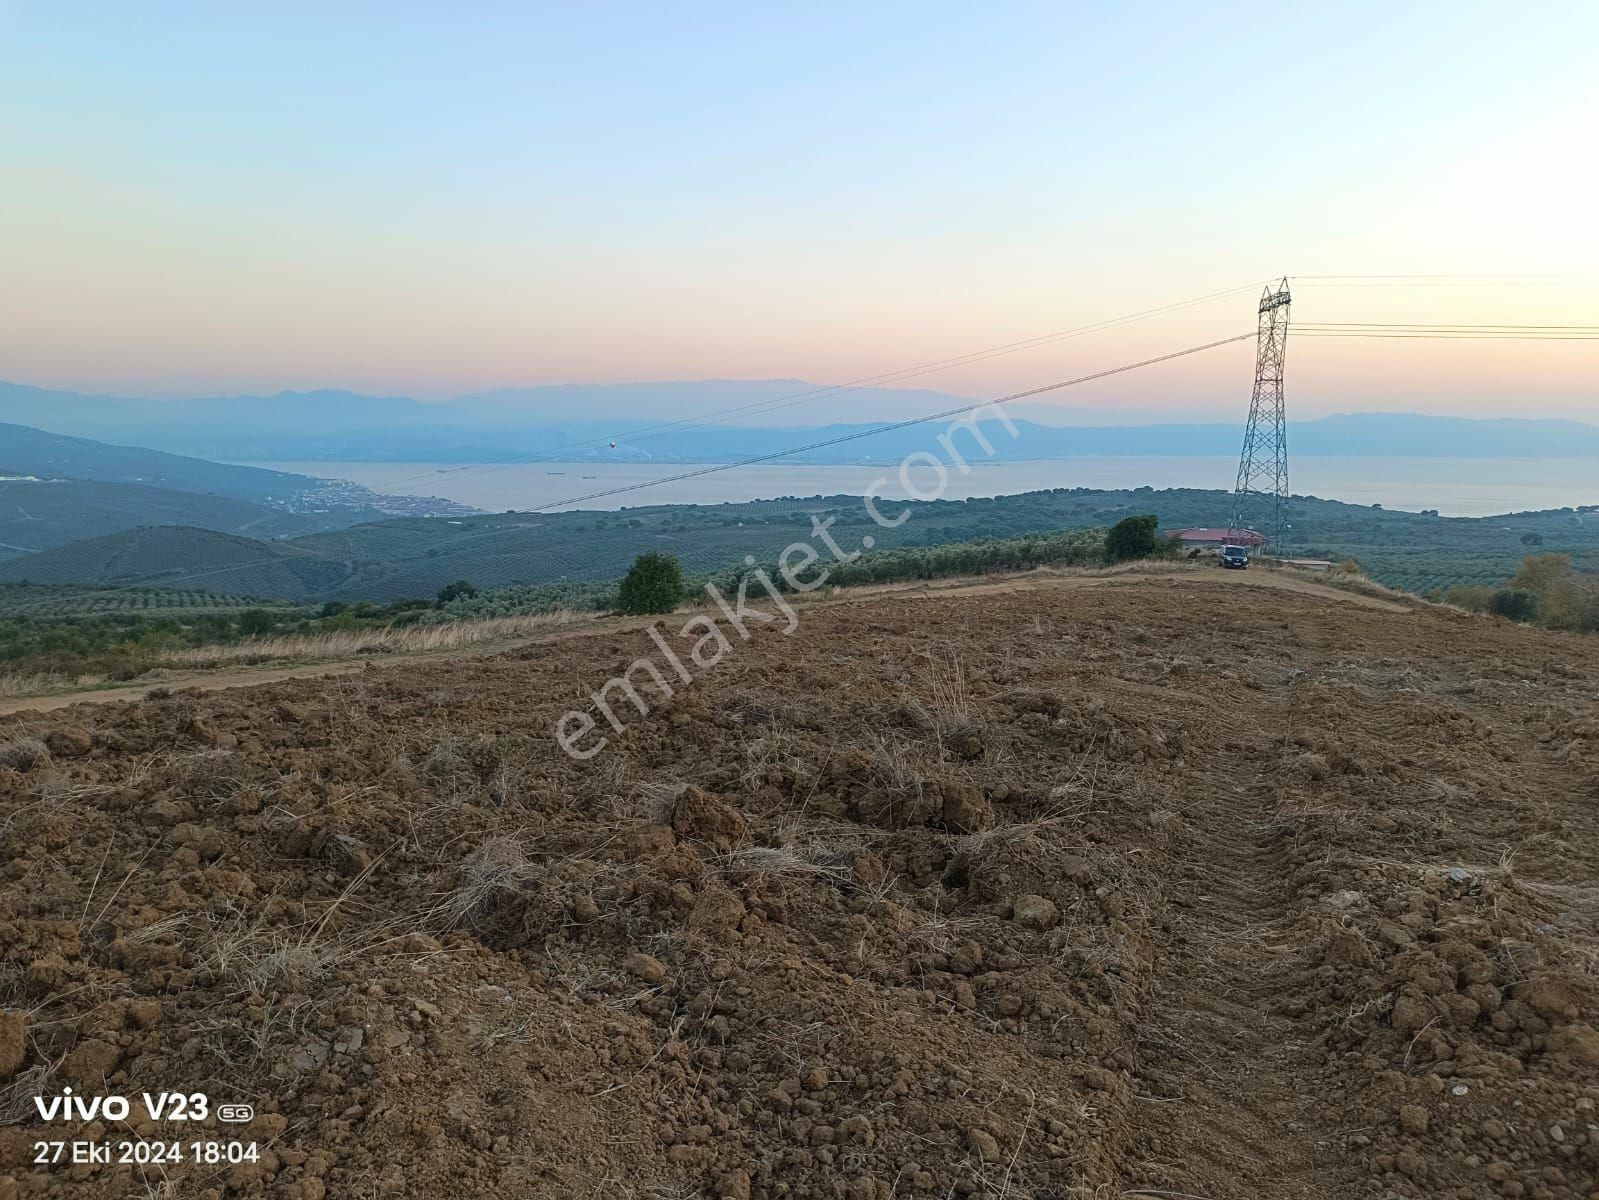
[5,378,1599,463]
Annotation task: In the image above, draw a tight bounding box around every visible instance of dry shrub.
[172,749,253,801]
[423,731,464,779]
[443,836,532,931]
[0,739,50,772]
[865,734,930,798]
[633,780,686,825]
[723,844,854,886]
[319,831,367,873]
[246,942,330,994]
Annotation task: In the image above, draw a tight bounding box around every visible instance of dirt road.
[1,573,1593,1198]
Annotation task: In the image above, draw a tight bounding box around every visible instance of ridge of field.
[0,574,1594,1198]
[2,484,1597,602]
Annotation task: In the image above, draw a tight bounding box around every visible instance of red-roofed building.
[1166,527,1266,549]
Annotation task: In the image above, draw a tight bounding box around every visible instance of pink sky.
[2,5,1595,421]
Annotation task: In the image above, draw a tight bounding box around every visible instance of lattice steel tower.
[1229,278,1291,554]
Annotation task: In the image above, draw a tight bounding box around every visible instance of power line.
[368,280,1272,493]
[1295,331,1599,340]
[1297,322,1599,339]
[520,333,1255,513]
[3,330,1258,602]
[1299,322,1599,331]
[366,276,1594,496]
[1292,273,1599,281]
[18,276,1594,605]
[1291,281,1599,290]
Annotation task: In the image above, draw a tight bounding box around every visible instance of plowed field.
[2,573,1596,1199]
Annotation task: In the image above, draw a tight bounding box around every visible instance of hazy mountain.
[450,379,984,426]
[0,383,434,441]
[5,378,1599,463]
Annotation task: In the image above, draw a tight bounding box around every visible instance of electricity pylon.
[1229,278,1291,555]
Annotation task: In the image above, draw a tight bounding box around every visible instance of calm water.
[262,457,1599,518]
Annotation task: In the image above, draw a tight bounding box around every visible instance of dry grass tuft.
[633,780,686,824]
[0,738,51,772]
[0,671,94,699]
[423,731,464,779]
[172,749,254,800]
[865,733,930,798]
[0,1065,50,1127]
[162,610,584,668]
[721,843,854,885]
[922,648,972,724]
[247,942,332,993]
[442,836,532,930]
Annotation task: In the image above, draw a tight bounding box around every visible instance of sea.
[258,456,1599,519]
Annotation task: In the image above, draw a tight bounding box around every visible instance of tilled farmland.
[1,574,1596,1199]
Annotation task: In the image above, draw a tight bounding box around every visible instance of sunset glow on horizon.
[2,2,1596,421]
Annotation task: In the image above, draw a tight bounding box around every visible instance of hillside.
[0,421,331,503]
[0,423,475,536]
[0,574,1594,1198]
[2,485,1597,602]
[0,525,349,598]
[0,477,334,561]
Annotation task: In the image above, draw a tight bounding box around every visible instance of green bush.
[237,608,276,636]
[1104,514,1160,563]
[437,579,477,603]
[617,552,686,615]
[1440,584,1494,612]
[1489,589,1539,622]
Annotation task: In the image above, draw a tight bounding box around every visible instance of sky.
[1,1,1596,422]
